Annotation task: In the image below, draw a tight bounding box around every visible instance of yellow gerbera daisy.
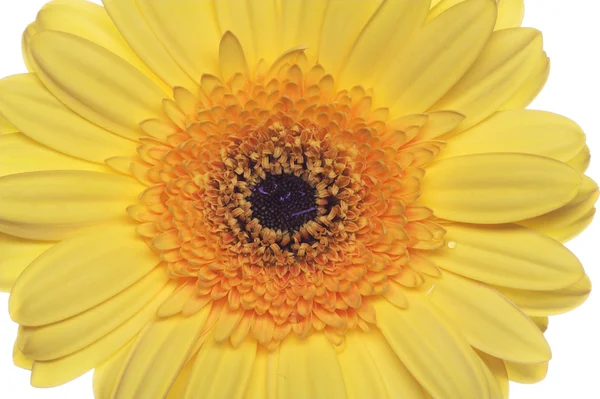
[0,0,596,398]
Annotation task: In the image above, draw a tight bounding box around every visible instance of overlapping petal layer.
[0,0,595,398]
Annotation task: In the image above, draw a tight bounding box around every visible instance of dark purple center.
[248,173,317,232]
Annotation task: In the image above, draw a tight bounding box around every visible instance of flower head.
[0,0,596,398]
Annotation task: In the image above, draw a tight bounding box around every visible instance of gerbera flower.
[0,0,596,397]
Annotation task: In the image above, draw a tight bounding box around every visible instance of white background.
[0,1,598,398]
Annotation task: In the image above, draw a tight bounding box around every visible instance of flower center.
[248,173,317,233]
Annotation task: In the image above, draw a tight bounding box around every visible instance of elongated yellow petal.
[429,0,523,30]
[495,275,591,316]
[34,0,169,93]
[495,0,525,30]
[281,0,329,63]
[0,133,108,177]
[338,0,430,89]
[419,223,585,290]
[93,341,135,399]
[165,358,195,399]
[13,341,33,370]
[415,111,465,141]
[0,233,53,292]
[10,224,158,326]
[375,0,497,116]
[430,272,551,363]
[21,23,37,72]
[478,351,509,399]
[0,114,18,135]
[505,360,548,384]
[213,0,257,68]
[102,0,197,91]
[501,54,549,110]
[420,153,581,224]
[242,347,272,399]
[31,31,166,140]
[219,31,249,80]
[318,0,383,78]
[530,316,549,332]
[374,298,490,399]
[431,28,544,131]
[338,333,388,399]
[135,0,220,82]
[440,110,586,162]
[19,267,168,361]
[545,208,596,243]
[359,330,426,398]
[277,333,348,399]
[184,337,257,399]
[248,0,281,65]
[519,175,598,234]
[0,171,141,240]
[567,145,591,173]
[0,74,137,163]
[30,282,176,388]
[114,308,209,398]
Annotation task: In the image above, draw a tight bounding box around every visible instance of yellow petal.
[10,223,158,326]
[30,282,176,388]
[338,333,390,399]
[156,280,196,318]
[21,23,37,73]
[243,347,273,399]
[359,329,426,398]
[505,360,548,384]
[248,0,281,65]
[420,223,585,290]
[530,316,549,333]
[0,233,53,292]
[93,341,135,399]
[338,0,430,89]
[415,111,465,141]
[431,28,544,131]
[420,153,581,224]
[277,333,348,399]
[519,175,598,234]
[439,110,586,162]
[567,145,591,173]
[34,0,169,93]
[166,356,195,399]
[213,0,257,68]
[114,308,210,398]
[495,0,525,30]
[0,74,137,163]
[102,0,197,91]
[135,0,220,82]
[375,0,497,116]
[545,208,596,243]
[501,54,549,110]
[281,0,329,63]
[13,341,33,371]
[318,0,383,78]
[0,133,109,177]
[429,0,524,31]
[30,31,166,140]
[0,114,18,135]
[184,337,257,399]
[478,351,509,399]
[0,171,141,240]
[495,275,591,317]
[219,31,250,81]
[430,272,551,363]
[374,298,490,399]
[19,267,169,361]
